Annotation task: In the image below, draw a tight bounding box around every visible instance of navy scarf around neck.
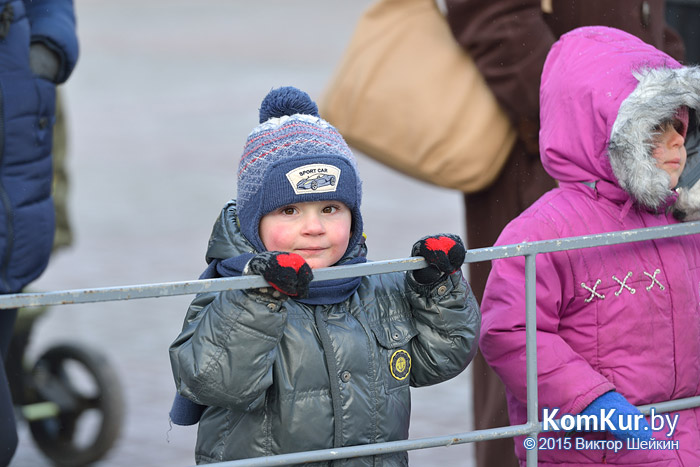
[170,251,367,425]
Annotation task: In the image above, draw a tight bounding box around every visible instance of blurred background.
[11,1,474,465]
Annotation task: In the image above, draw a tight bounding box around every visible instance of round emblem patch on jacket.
[390,349,411,381]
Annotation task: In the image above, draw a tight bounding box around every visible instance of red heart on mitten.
[276,253,307,272]
[424,236,457,255]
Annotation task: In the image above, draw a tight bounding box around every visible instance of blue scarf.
[170,252,366,425]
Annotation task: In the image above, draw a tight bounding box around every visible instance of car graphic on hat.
[296,173,336,191]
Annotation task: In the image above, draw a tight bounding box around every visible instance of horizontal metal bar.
[3,222,699,310]
[637,395,700,415]
[467,221,700,263]
[205,392,700,467]
[0,257,428,309]
[206,395,700,467]
[208,423,538,467]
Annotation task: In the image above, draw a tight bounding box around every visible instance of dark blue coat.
[0,0,78,293]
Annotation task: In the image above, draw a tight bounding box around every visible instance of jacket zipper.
[314,307,343,451]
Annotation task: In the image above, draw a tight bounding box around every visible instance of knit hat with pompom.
[236,86,363,257]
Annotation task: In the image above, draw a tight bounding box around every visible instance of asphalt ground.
[9,1,476,465]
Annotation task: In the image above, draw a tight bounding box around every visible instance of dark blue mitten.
[29,43,60,81]
[580,391,652,441]
[411,234,466,284]
[244,251,313,298]
[169,393,206,426]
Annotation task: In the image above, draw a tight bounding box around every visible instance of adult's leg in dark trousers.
[466,141,556,467]
[0,308,19,467]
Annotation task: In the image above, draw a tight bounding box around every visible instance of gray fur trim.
[609,66,700,217]
[674,184,700,221]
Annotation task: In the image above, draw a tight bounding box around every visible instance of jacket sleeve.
[404,271,481,387]
[480,217,614,415]
[24,0,79,83]
[444,0,554,150]
[169,290,287,411]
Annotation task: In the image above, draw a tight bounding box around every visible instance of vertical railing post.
[525,253,538,466]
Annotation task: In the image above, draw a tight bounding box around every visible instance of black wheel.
[311,180,318,190]
[27,343,124,466]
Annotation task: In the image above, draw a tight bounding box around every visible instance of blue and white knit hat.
[237,86,363,257]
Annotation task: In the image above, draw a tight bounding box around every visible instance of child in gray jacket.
[169,87,480,465]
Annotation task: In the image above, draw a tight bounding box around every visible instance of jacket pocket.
[370,315,418,394]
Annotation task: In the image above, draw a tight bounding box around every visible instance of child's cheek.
[264,230,293,253]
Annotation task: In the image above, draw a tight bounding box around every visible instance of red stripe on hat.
[240,123,347,167]
[239,139,335,176]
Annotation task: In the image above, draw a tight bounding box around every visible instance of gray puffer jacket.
[170,200,480,465]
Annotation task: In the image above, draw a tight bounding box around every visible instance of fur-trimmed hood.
[540,26,700,220]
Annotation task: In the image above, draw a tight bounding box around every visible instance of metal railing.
[3,221,700,466]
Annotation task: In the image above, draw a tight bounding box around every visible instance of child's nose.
[669,127,685,148]
[301,213,325,234]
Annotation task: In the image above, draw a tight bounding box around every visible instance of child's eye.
[322,205,339,214]
[281,206,297,215]
[673,119,686,137]
[652,120,671,135]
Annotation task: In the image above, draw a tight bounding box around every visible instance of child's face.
[259,201,352,269]
[652,118,687,189]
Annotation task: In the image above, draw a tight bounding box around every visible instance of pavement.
[9,1,476,466]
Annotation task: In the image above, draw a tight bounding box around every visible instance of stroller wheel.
[28,343,124,466]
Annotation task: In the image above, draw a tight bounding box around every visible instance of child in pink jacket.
[480,26,700,466]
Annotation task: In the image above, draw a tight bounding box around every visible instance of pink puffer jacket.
[481,26,700,466]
